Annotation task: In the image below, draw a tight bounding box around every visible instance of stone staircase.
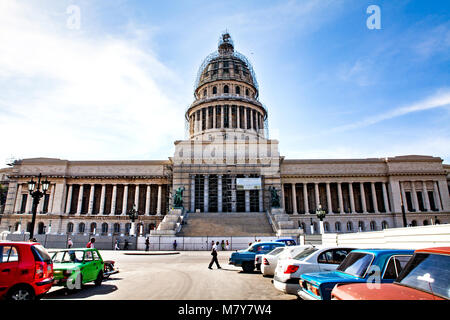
[176,212,275,237]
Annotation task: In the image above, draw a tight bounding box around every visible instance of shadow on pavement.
[44,284,118,300]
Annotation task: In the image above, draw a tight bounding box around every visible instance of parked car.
[298,249,414,300]
[261,245,313,277]
[331,247,450,300]
[103,260,119,280]
[273,246,354,295]
[0,241,54,300]
[229,241,286,273]
[51,248,104,289]
[275,238,297,246]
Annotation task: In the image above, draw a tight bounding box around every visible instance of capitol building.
[1,33,449,237]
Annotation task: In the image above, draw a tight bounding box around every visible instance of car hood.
[332,283,446,300]
[301,271,359,286]
[53,262,83,270]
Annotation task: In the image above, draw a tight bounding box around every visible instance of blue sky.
[0,0,449,165]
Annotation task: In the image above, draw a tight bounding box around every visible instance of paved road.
[44,251,297,300]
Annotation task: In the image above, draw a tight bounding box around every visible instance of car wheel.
[242,262,254,273]
[7,286,35,301]
[95,271,103,286]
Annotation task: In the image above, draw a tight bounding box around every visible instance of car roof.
[253,241,285,245]
[351,248,414,255]
[415,247,450,255]
[276,238,295,241]
[0,241,40,246]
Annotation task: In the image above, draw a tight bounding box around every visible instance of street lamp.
[127,203,139,236]
[27,173,50,240]
[315,204,326,234]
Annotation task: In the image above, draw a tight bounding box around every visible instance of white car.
[261,245,313,277]
[272,246,355,295]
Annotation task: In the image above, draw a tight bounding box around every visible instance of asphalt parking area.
[44,250,297,300]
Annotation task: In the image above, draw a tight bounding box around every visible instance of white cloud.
[0,1,185,165]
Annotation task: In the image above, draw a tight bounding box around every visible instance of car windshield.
[52,250,84,263]
[293,247,318,261]
[396,253,450,299]
[267,247,285,256]
[336,252,373,277]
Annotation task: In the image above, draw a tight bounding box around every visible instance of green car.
[51,248,104,289]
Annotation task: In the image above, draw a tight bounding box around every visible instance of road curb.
[122,251,180,256]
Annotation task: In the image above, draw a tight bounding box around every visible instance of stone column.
[326,182,332,214]
[190,176,195,212]
[349,182,356,214]
[411,182,419,212]
[314,183,320,210]
[99,184,106,215]
[65,184,73,214]
[199,108,203,132]
[291,183,298,214]
[88,185,95,215]
[371,182,379,213]
[360,182,367,213]
[204,175,209,213]
[337,182,344,214]
[422,182,429,212]
[156,185,162,215]
[433,181,442,211]
[237,106,240,129]
[382,182,390,213]
[122,184,129,215]
[218,175,223,213]
[231,176,237,212]
[400,182,409,213]
[145,184,151,215]
[14,183,23,213]
[134,184,140,210]
[259,187,264,212]
[76,184,84,215]
[37,192,45,214]
[111,184,117,215]
[25,191,32,214]
[303,183,309,214]
[244,107,248,129]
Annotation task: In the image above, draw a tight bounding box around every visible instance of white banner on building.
[236,178,261,190]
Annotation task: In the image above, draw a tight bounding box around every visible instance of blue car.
[297,249,414,300]
[275,238,296,246]
[229,242,286,273]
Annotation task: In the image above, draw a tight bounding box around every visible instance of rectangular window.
[0,246,19,263]
[20,194,27,213]
[43,194,50,213]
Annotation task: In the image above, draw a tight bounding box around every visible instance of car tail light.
[35,262,45,280]
[263,258,269,265]
[311,285,320,297]
[284,265,299,274]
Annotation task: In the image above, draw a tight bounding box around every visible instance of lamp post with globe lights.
[27,173,50,239]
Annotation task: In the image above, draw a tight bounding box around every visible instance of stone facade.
[1,33,449,236]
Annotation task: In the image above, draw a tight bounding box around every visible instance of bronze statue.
[173,187,185,208]
[269,186,280,208]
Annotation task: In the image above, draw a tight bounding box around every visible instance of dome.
[194,33,259,96]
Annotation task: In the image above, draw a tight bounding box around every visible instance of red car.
[331,247,450,300]
[0,241,54,300]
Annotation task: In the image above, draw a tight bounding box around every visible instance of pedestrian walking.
[67,238,73,248]
[145,237,150,251]
[221,240,225,251]
[226,240,230,251]
[173,239,177,251]
[208,241,221,269]
[114,240,120,250]
[86,238,95,248]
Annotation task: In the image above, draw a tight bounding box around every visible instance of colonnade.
[189,105,264,135]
